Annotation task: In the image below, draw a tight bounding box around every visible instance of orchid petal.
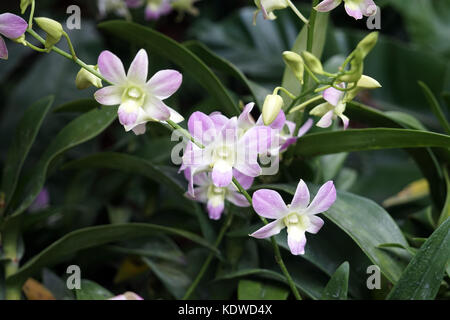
[188,111,216,145]
[212,160,233,187]
[252,189,288,219]
[314,0,342,12]
[306,216,324,234]
[316,110,334,128]
[0,36,7,60]
[323,86,344,106]
[290,179,310,210]
[142,97,171,122]
[98,51,127,85]
[94,86,123,105]
[238,102,256,130]
[147,70,182,100]
[0,13,28,39]
[207,199,225,220]
[226,191,250,207]
[127,49,148,84]
[233,169,254,189]
[307,181,336,215]
[287,225,307,255]
[250,219,285,239]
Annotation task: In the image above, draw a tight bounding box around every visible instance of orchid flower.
[182,111,273,189]
[144,0,172,20]
[250,180,336,255]
[0,13,28,60]
[109,292,143,300]
[94,49,183,135]
[315,0,377,20]
[97,0,141,19]
[185,168,252,220]
[254,0,289,22]
[238,102,313,154]
[310,84,349,129]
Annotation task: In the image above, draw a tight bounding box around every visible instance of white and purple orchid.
[310,84,349,129]
[182,112,273,189]
[250,180,336,255]
[237,102,313,154]
[185,168,252,220]
[315,0,377,20]
[0,13,28,60]
[182,111,274,189]
[94,49,183,135]
[144,0,172,20]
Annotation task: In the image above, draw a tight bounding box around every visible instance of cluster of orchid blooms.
[97,0,200,21]
[1,0,380,257]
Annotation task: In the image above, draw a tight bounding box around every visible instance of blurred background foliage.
[0,0,449,300]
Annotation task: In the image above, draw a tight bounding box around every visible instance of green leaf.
[238,279,289,300]
[63,152,215,242]
[438,168,450,226]
[98,20,238,116]
[184,41,263,108]
[295,128,450,157]
[1,96,54,211]
[387,218,450,300]
[9,106,117,217]
[75,280,113,300]
[53,98,100,114]
[6,223,217,287]
[259,184,410,283]
[143,257,191,299]
[321,262,349,300]
[418,81,450,134]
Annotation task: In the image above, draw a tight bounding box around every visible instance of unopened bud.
[262,94,284,125]
[356,75,381,89]
[301,51,324,74]
[34,17,64,49]
[76,66,103,90]
[283,51,304,84]
[356,32,378,59]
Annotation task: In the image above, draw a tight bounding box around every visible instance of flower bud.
[76,66,103,90]
[262,94,284,125]
[356,75,381,89]
[283,51,304,84]
[34,17,64,49]
[301,51,324,74]
[356,31,378,59]
[21,0,33,14]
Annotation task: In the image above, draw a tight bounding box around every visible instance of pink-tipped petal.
[188,111,216,145]
[287,226,307,255]
[212,160,233,187]
[98,51,127,85]
[0,36,7,60]
[118,105,138,126]
[207,200,225,220]
[340,114,350,130]
[233,169,254,190]
[234,161,261,178]
[250,219,285,239]
[297,118,314,137]
[269,109,286,130]
[252,189,288,219]
[238,102,256,130]
[127,49,148,84]
[290,180,310,210]
[147,70,182,100]
[240,126,273,154]
[94,86,123,105]
[307,181,336,215]
[323,87,344,106]
[131,123,147,135]
[142,97,171,122]
[314,0,342,12]
[226,191,250,207]
[210,112,229,131]
[218,117,238,144]
[316,110,334,128]
[306,216,324,234]
[344,2,363,19]
[0,13,28,39]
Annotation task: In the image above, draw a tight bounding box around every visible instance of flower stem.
[289,95,322,114]
[25,28,110,85]
[62,31,77,61]
[287,0,309,25]
[274,86,297,100]
[28,0,36,28]
[182,211,234,300]
[3,218,21,300]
